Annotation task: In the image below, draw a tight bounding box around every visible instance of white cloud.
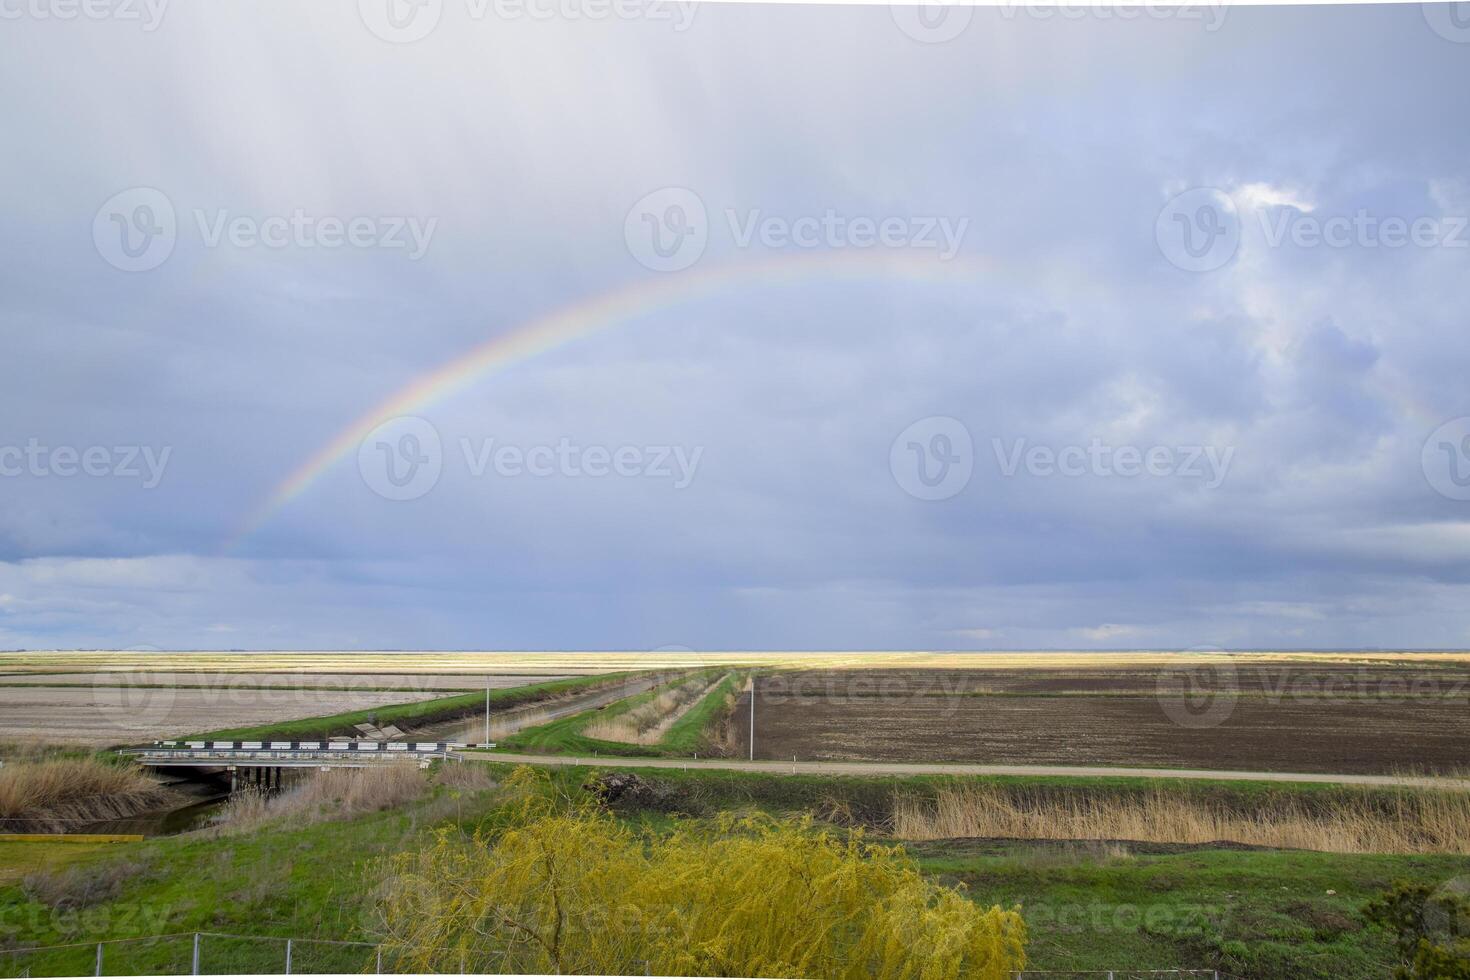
[1076,624,1145,643]
[1236,181,1316,213]
[1429,178,1470,214]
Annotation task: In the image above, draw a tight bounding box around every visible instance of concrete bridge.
[123,739,490,790]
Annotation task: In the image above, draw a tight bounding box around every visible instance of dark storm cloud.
[0,3,1467,649]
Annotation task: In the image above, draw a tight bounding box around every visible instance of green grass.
[490,677,685,757]
[492,670,731,758]
[655,672,744,756]
[0,764,560,972]
[916,842,1463,978]
[0,787,460,971]
[0,841,111,884]
[186,672,643,742]
[0,764,1465,978]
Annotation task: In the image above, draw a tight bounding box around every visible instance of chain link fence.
[2,933,1241,978]
[2,933,387,977]
[1,932,632,977]
[1016,974,1240,979]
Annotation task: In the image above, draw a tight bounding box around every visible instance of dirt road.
[467,751,1468,789]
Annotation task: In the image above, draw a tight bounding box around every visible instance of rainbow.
[226,250,994,547]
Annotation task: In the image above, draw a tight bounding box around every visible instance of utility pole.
[748,675,755,761]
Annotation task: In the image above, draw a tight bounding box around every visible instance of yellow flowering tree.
[374,768,1025,978]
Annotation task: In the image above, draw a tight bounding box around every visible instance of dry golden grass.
[212,765,429,833]
[433,759,498,793]
[0,758,174,832]
[211,785,273,830]
[700,681,746,757]
[583,674,727,745]
[21,857,148,910]
[892,784,1470,855]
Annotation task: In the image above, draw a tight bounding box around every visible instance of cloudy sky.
[1,1,1468,651]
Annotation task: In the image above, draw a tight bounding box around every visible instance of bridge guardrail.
[120,741,493,769]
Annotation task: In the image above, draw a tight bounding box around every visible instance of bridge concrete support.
[231,766,284,794]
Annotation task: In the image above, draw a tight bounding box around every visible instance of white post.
[191,934,200,976]
[284,939,292,975]
[484,686,490,744]
[94,942,102,977]
[376,948,383,974]
[748,676,755,761]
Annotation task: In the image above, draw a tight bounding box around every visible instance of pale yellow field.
[0,671,565,690]
[3,649,1469,677]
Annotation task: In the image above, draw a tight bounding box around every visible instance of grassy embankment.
[0,759,177,835]
[530,766,1470,977]
[492,670,744,757]
[184,672,644,742]
[655,671,745,755]
[918,842,1449,977]
[2,765,1467,977]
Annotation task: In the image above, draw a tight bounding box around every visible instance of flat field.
[0,671,563,690]
[5,651,1470,768]
[0,686,448,746]
[0,651,798,676]
[734,661,1470,774]
[8,649,1468,678]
